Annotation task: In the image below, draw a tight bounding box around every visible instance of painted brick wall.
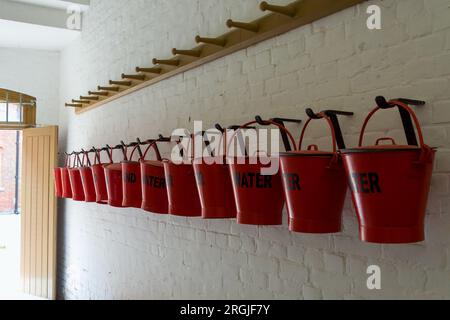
[0,131,17,213]
[58,0,450,299]
[0,47,60,126]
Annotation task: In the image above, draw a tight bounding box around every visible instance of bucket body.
[229,157,284,225]
[163,161,201,217]
[104,163,125,208]
[91,164,108,204]
[80,167,96,203]
[193,157,237,219]
[342,149,435,243]
[68,168,85,201]
[280,153,347,233]
[61,168,72,199]
[122,161,142,208]
[54,168,63,198]
[141,160,168,214]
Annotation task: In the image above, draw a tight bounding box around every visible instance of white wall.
[58,0,450,299]
[0,47,60,125]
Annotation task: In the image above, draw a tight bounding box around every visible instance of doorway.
[0,130,21,298]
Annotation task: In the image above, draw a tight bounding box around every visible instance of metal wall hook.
[172,48,202,57]
[376,96,426,109]
[122,73,146,81]
[153,58,180,66]
[98,86,120,92]
[375,96,426,147]
[260,1,297,17]
[195,35,226,47]
[136,66,162,74]
[226,19,259,32]
[255,115,301,151]
[305,108,353,150]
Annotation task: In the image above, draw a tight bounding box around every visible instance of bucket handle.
[81,149,92,167]
[299,115,338,154]
[360,98,433,163]
[64,153,73,168]
[375,137,396,146]
[141,140,163,161]
[226,119,297,157]
[360,99,425,148]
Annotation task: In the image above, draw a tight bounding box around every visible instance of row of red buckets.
[54,97,436,244]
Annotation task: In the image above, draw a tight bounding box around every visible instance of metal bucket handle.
[141,139,163,162]
[226,118,298,157]
[81,149,92,167]
[360,97,433,163]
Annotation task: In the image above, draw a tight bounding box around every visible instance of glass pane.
[7,103,21,122]
[0,103,6,122]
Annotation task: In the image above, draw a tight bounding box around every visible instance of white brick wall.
[58,0,450,299]
[0,47,60,125]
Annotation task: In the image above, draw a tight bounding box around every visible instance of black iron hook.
[375,96,426,146]
[305,108,354,150]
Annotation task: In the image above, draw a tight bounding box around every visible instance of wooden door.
[20,126,58,300]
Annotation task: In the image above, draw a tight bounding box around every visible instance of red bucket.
[164,136,201,217]
[68,153,85,202]
[91,148,108,204]
[61,154,73,199]
[104,146,127,208]
[279,114,348,233]
[341,98,436,244]
[194,156,237,219]
[79,150,96,203]
[122,143,144,208]
[193,130,237,219]
[228,120,297,226]
[54,167,63,198]
[140,141,168,214]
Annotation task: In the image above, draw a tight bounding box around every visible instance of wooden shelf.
[72,0,365,115]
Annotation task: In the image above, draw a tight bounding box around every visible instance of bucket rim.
[277,151,335,157]
[340,147,436,154]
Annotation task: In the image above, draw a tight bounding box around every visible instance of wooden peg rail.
[72,0,364,114]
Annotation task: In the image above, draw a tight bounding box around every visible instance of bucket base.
[360,225,425,244]
[289,217,341,234]
[169,205,201,217]
[123,201,142,209]
[237,212,282,226]
[202,206,236,219]
[109,201,127,208]
[142,203,168,215]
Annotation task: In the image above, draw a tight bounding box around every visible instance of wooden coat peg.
[122,73,146,81]
[226,19,259,32]
[66,103,82,108]
[195,35,226,47]
[172,48,202,57]
[109,80,132,86]
[136,66,162,74]
[152,58,180,66]
[98,85,120,92]
[89,91,109,96]
[260,1,297,17]
[72,99,90,104]
[80,96,99,101]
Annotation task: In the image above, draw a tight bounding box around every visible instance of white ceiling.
[0,0,89,50]
[10,0,89,11]
[0,19,80,50]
